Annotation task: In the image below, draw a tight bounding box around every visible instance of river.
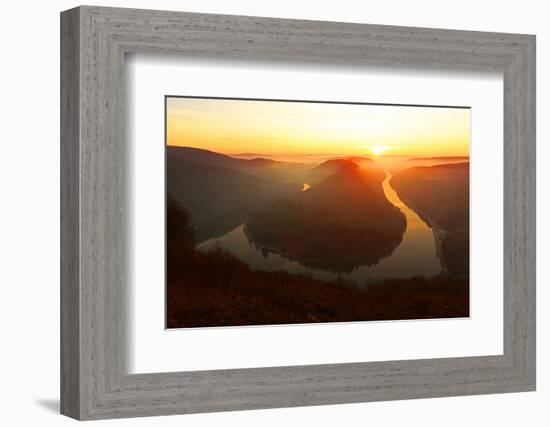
[197,172,441,286]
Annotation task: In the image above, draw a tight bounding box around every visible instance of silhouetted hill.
[168,146,307,176]
[168,146,312,180]
[167,146,264,170]
[306,158,385,187]
[246,161,406,272]
[391,162,469,276]
[166,146,309,242]
[306,158,357,183]
[307,160,385,201]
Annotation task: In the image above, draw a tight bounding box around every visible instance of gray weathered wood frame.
[60,5,536,420]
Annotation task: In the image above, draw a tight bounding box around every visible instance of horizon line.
[167,145,470,160]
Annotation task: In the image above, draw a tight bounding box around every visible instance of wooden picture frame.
[60,5,536,420]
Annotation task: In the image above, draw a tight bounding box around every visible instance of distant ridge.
[232,152,374,164]
[168,145,234,161]
[408,156,469,161]
[328,155,373,161]
[401,161,470,176]
[246,157,278,165]
[412,161,469,170]
[167,146,281,169]
[231,152,270,158]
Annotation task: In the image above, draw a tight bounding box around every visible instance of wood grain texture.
[60,7,80,419]
[60,5,536,420]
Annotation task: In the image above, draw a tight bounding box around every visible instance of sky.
[166,97,470,159]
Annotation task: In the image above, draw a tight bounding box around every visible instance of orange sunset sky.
[166,97,470,159]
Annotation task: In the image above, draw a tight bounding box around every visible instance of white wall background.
[0,0,546,425]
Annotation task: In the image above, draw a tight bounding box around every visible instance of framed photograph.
[61,6,536,420]
[165,96,471,328]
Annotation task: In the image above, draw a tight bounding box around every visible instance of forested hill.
[245,159,406,272]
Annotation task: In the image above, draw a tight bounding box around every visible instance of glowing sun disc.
[370,146,389,156]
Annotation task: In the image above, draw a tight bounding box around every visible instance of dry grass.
[167,240,469,328]
[166,199,469,329]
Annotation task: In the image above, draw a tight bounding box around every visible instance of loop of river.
[197,172,442,287]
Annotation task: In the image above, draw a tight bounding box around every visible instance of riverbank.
[389,163,469,277]
[197,170,441,282]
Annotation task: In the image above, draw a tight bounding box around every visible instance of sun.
[370,146,389,156]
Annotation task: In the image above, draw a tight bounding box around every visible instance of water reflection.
[197,172,441,284]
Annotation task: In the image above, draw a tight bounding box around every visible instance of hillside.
[390,162,469,276]
[167,146,270,170]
